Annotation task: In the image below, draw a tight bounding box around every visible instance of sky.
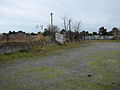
[0,0,120,33]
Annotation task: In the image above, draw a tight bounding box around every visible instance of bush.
[33,34,51,42]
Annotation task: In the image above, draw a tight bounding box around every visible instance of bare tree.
[63,17,69,31]
[73,20,81,32]
[62,17,73,31]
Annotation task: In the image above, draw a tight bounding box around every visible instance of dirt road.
[0,41,120,90]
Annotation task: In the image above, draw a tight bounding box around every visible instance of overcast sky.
[0,0,120,33]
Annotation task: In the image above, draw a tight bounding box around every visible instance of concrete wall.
[0,41,55,54]
[85,35,114,40]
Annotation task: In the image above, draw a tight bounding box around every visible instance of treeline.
[0,25,120,44]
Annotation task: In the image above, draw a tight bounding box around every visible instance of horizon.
[0,0,120,33]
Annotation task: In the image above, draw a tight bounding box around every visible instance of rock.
[88,74,92,77]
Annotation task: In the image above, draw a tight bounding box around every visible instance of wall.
[85,35,114,40]
[0,41,55,54]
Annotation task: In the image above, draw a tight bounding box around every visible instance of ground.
[0,41,120,90]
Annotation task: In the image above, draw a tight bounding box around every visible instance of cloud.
[0,0,120,33]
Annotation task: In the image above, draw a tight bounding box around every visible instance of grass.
[37,66,64,81]
[59,59,81,68]
[27,66,64,81]
[86,50,120,89]
[0,40,120,90]
[48,50,120,90]
[0,41,87,63]
[0,66,65,90]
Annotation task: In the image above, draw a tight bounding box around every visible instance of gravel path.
[0,41,120,90]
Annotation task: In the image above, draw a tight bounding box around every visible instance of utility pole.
[50,12,55,40]
[50,13,53,31]
[68,19,71,31]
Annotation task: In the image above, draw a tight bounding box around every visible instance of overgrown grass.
[0,41,87,63]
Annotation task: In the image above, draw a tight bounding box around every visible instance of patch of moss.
[59,59,81,68]
[51,76,115,90]
[87,50,120,84]
[31,66,65,81]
